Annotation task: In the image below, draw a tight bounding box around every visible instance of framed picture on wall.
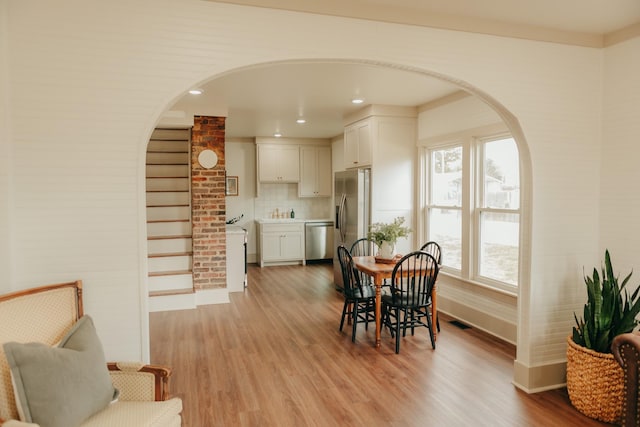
[226,176,239,196]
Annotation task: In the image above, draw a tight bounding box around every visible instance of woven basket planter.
[566,336,624,423]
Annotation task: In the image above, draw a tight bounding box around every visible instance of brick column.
[191,116,226,290]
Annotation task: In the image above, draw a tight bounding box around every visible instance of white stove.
[226,225,248,292]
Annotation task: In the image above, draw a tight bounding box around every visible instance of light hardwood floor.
[150,263,608,427]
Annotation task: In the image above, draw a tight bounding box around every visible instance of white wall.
[3,0,631,390]
[419,95,503,139]
[600,37,640,270]
[0,0,10,293]
[370,115,417,255]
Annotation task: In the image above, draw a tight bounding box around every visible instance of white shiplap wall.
[601,38,640,273]
[4,0,632,389]
[0,0,10,294]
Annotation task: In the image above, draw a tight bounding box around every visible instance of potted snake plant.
[567,250,640,423]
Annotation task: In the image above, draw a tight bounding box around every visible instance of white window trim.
[419,123,519,294]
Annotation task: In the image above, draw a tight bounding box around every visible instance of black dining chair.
[350,238,379,257]
[349,238,379,286]
[419,241,442,332]
[337,245,376,343]
[381,250,439,353]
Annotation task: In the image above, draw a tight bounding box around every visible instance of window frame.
[421,126,520,294]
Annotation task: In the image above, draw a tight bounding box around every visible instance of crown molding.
[209,0,639,48]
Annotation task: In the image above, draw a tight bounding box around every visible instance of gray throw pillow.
[3,315,118,427]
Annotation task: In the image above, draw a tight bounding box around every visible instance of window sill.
[439,270,518,298]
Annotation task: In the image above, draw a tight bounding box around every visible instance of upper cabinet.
[344,119,372,169]
[299,146,332,197]
[257,144,300,183]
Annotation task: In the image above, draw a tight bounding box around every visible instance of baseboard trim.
[149,288,231,312]
[195,287,231,306]
[513,359,567,393]
[149,292,197,312]
[437,296,517,344]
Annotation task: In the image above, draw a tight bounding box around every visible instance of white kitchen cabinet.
[344,119,371,169]
[299,146,331,197]
[258,222,305,267]
[258,144,300,182]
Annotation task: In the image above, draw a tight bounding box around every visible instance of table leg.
[432,285,437,341]
[375,279,382,349]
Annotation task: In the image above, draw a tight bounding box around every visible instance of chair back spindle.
[419,241,442,266]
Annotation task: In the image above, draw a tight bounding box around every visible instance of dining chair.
[337,245,376,343]
[381,250,439,353]
[350,238,379,257]
[349,238,380,286]
[419,241,442,332]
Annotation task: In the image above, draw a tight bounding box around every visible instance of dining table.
[351,255,438,349]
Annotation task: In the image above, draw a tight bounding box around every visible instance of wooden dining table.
[351,255,438,349]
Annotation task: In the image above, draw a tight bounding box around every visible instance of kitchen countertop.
[226,225,247,234]
[256,218,333,224]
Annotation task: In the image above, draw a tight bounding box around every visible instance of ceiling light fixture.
[274,132,282,138]
[296,119,306,124]
[351,98,364,104]
[188,89,203,95]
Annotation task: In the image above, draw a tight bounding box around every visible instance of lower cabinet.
[258,222,305,267]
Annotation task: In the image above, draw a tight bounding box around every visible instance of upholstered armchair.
[612,332,640,427]
[0,280,182,427]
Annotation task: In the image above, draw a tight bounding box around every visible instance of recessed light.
[296,119,306,124]
[189,89,203,95]
[274,133,282,138]
[351,98,364,104]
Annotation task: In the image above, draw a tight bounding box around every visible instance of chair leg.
[384,305,394,337]
[425,310,436,349]
[410,309,416,336]
[436,313,440,333]
[382,304,389,335]
[364,300,369,330]
[352,301,359,342]
[339,300,349,332]
[402,307,410,337]
[395,307,402,354]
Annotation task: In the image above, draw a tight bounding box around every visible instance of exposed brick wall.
[191,116,226,290]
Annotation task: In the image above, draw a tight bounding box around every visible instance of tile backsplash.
[255,183,332,220]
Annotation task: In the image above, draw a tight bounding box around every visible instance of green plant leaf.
[572,250,640,353]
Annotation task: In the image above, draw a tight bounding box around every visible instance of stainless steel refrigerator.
[333,168,371,289]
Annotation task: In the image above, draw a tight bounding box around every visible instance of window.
[428,146,462,270]
[424,133,520,291]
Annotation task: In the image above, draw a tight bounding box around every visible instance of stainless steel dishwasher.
[305,221,334,261]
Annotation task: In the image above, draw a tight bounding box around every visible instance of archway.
[146,58,533,385]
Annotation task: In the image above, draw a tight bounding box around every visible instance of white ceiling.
[169,1,640,140]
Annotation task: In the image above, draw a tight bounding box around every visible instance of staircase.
[146,128,194,298]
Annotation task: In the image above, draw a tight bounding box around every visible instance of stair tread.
[148,252,193,258]
[147,219,190,223]
[149,270,192,277]
[147,235,192,240]
[146,204,190,208]
[146,177,189,180]
[149,288,194,297]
